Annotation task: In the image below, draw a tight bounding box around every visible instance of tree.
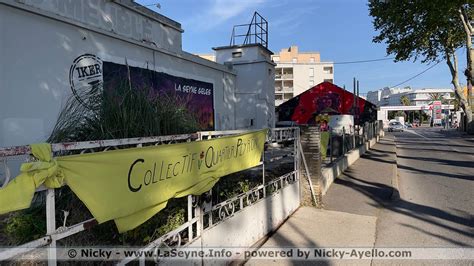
[369,0,474,133]
[400,95,411,121]
[459,5,474,93]
[428,92,451,104]
[400,95,410,106]
[449,92,461,111]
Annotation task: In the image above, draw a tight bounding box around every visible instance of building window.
[292,57,297,63]
[309,68,314,77]
[309,80,314,86]
[323,66,333,74]
[232,51,242,58]
[310,57,315,63]
[324,79,333,83]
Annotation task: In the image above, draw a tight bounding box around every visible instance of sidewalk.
[245,136,397,265]
[323,135,397,215]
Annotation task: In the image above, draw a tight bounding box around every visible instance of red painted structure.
[276,82,377,125]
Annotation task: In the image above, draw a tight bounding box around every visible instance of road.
[375,127,474,250]
[248,127,472,265]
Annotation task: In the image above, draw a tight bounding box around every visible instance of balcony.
[275,74,293,80]
[275,87,293,93]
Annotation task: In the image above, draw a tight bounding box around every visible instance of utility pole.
[356,80,360,124]
[353,78,356,117]
[470,25,474,109]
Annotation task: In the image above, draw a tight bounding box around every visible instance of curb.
[390,135,401,201]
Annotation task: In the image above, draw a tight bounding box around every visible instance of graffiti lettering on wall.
[102,62,215,130]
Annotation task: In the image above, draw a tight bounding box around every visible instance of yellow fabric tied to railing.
[0,143,64,214]
[0,129,267,232]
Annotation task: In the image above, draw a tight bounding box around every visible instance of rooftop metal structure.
[230,12,268,48]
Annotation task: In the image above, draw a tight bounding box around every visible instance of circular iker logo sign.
[69,54,103,107]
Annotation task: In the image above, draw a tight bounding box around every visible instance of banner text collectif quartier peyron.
[0,130,266,232]
[128,137,259,192]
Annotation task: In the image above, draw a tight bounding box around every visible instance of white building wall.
[274,62,333,105]
[367,87,454,107]
[13,0,183,53]
[366,90,381,105]
[0,1,237,147]
[215,45,276,129]
[292,64,333,96]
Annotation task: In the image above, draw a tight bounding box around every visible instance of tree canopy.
[369,0,474,131]
[369,0,467,63]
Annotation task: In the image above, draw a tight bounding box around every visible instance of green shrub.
[4,81,200,246]
[3,207,46,245]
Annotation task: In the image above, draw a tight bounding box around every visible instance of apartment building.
[272,46,334,106]
[367,87,454,106]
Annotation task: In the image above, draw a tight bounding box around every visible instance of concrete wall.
[201,181,300,258]
[0,0,238,147]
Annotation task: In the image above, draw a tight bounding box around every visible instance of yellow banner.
[0,129,267,232]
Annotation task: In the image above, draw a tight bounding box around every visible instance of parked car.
[388,121,404,132]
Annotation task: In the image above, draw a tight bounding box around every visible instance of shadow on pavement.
[397,154,474,169]
[399,223,472,247]
[396,163,474,181]
[342,179,474,243]
[324,133,474,247]
[396,146,474,155]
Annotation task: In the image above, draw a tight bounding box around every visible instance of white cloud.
[185,0,265,31]
[268,6,318,36]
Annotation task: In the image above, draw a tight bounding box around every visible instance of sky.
[137,0,468,95]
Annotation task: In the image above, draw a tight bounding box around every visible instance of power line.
[294,57,395,65]
[389,61,441,88]
[332,57,395,65]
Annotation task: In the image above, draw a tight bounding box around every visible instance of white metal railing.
[0,127,300,265]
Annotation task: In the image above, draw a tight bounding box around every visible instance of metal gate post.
[342,127,346,154]
[294,128,300,200]
[262,138,266,198]
[329,128,333,163]
[46,188,56,266]
[352,127,355,150]
[187,195,194,241]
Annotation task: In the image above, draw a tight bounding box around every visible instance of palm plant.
[400,95,410,121]
[400,95,411,106]
[428,92,450,104]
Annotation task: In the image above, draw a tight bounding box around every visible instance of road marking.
[403,129,430,139]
